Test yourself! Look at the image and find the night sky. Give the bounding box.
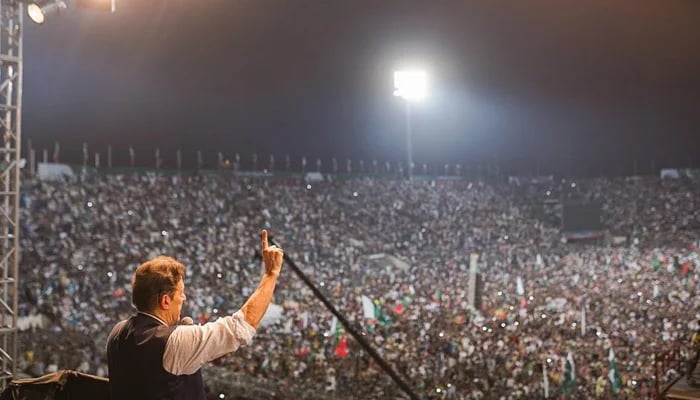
[22,0,700,175]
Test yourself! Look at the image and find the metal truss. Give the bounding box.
[0,0,21,388]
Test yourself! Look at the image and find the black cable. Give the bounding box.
[267,236,421,400]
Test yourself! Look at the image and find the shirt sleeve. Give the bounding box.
[162,310,256,375]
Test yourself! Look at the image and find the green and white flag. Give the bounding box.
[562,352,575,395]
[516,276,525,296]
[361,296,375,319]
[328,316,337,337]
[608,348,622,396]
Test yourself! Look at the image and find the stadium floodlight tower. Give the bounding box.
[393,69,427,181]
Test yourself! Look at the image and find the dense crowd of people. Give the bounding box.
[15,171,700,399]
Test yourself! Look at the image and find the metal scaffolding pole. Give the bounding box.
[0,0,22,388]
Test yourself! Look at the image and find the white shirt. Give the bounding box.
[139,310,256,376]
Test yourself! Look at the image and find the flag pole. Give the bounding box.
[267,235,421,400]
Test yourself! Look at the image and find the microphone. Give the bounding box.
[179,316,194,325]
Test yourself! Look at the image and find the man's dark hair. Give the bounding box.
[132,256,186,312]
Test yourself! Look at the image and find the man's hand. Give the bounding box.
[261,229,283,277]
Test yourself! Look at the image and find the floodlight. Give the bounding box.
[27,0,67,25]
[393,70,428,101]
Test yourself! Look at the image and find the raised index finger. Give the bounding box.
[261,229,269,251]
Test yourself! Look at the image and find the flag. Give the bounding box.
[608,348,622,396]
[375,300,392,328]
[581,299,586,336]
[333,321,348,358]
[334,334,348,358]
[328,316,337,337]
[361,296,377,332]
[333,319,343,343]
[516,276,524,295]
[361,296,375,320]
[543,362,549,398]
[561,352,575,395]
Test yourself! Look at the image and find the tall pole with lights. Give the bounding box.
[393,69,427,181]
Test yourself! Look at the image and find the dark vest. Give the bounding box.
[107,313,205,400]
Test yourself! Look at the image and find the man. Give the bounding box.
[107,230,283,400]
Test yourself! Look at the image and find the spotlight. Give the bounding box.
[27,0,67,24]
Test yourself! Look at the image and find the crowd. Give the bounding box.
[15,171,700,399]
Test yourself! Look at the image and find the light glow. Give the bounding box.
[27,4,45,24]
[393,70,428,101]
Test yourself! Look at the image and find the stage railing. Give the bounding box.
[655,343,691,399]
